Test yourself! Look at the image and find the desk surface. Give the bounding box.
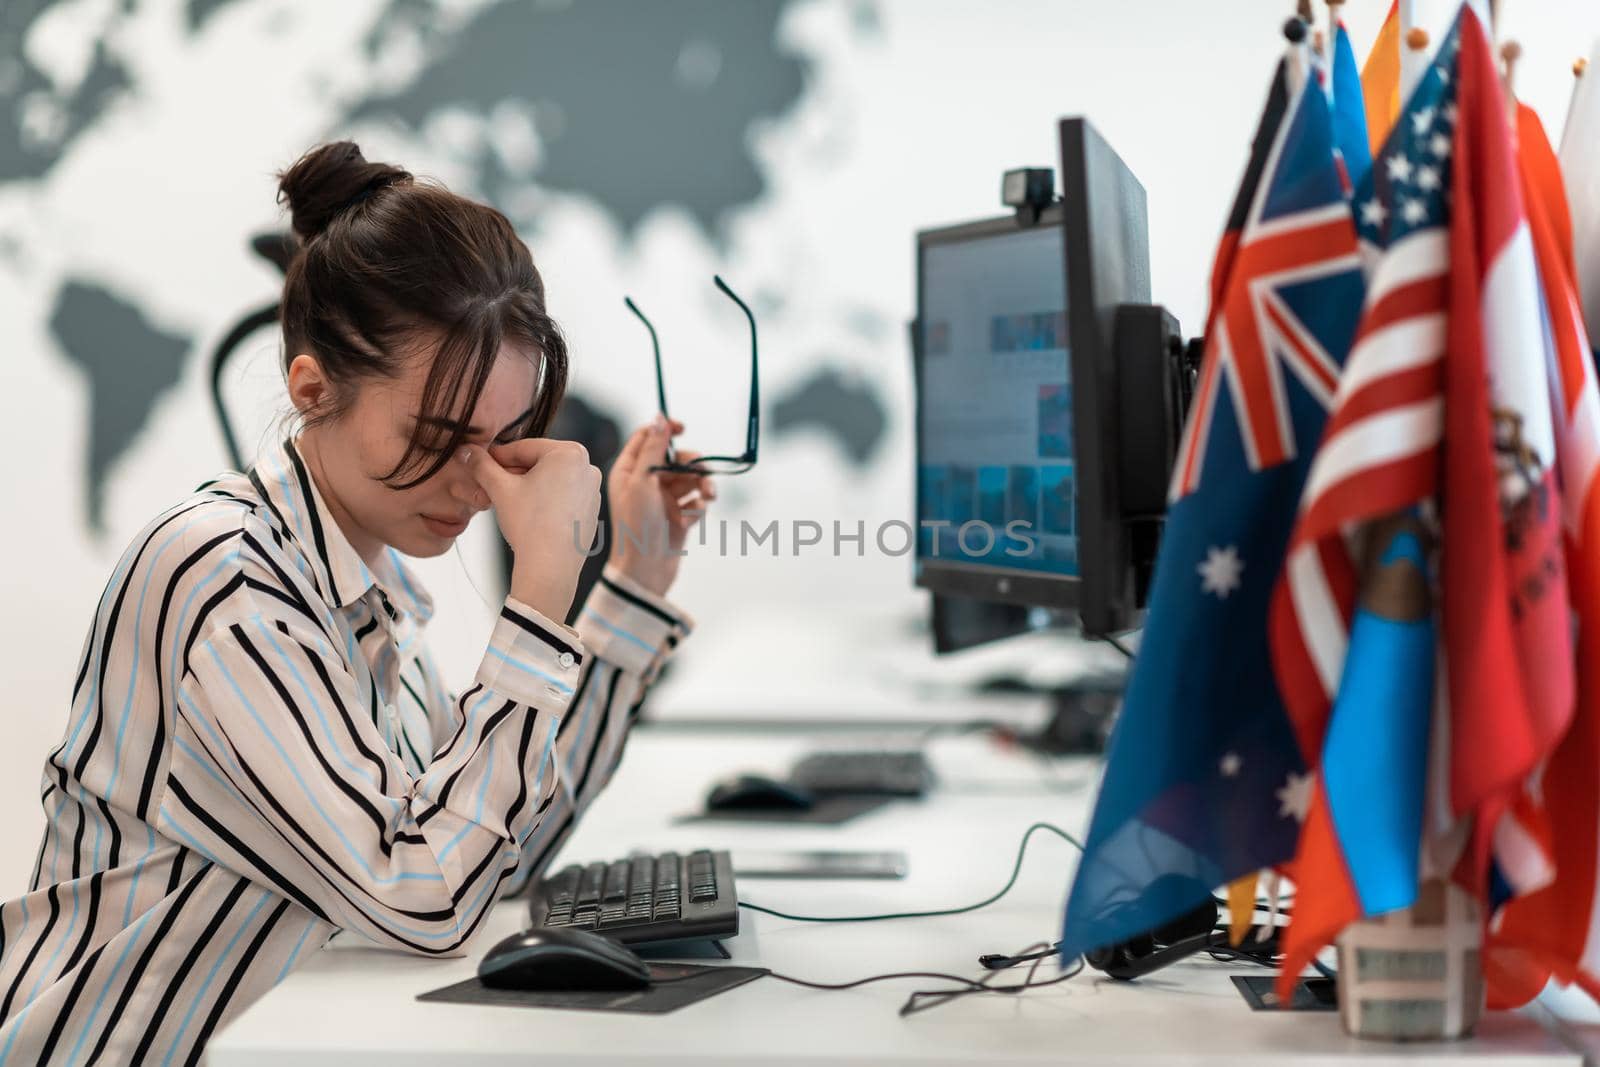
[210,730,1584,1066]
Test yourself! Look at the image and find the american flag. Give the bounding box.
[1273,7,1576,994]
[1268,29,1457,756]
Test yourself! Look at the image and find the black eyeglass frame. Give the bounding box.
[624,274,759,475]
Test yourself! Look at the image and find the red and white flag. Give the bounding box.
[1437,12,1573,905]
[1487,98,1600,1008]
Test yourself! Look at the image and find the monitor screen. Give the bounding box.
[915,210,1078,609]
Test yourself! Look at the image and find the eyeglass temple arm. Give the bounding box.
[624,296,672,418]
[713,274,759,459]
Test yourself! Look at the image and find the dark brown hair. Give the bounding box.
[274,140,568,490]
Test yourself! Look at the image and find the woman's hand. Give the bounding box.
[606,415,716,597]
[463,438,601,622]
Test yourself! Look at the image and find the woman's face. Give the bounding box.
[290,341,539,563]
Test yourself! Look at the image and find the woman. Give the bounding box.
[0,141,712,1065]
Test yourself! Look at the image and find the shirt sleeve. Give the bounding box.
[496,565,693,897]
[164,594,585,956]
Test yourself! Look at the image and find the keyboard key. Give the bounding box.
[578,863,605,905]
[603,861,629,902]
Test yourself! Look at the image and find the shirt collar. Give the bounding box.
[248,434,435,625]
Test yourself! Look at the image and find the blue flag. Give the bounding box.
[1332,23,1374,190]
[1059,50,1366,960]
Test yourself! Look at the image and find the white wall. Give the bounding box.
[2,0,1597,892]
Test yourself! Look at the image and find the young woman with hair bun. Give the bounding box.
[0,141,714,1064]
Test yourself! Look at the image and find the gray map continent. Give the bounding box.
[50,281,191,532]
[350,0,807,239]
[770,366,887,468]
[0,1,135,184]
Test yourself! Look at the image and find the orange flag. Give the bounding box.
[1362,1,1401,154]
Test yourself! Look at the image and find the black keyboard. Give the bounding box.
[789,750,933,797]
[527,848,739,947]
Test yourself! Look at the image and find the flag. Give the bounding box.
[1483,101,1600,1009]
[1331,21,1373,190]
[1436,7,1571,909]
[1561,42,1600,356]
[1362,0,1401,154]
[1059,44,1363,963]
[1272,8,1575,995]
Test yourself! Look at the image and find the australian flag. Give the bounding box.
[1060,46,1366,960]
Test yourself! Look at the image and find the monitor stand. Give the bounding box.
[1016,673,1124,756]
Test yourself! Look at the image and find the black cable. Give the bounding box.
[764,969,999,994]
[1204,945,1281,968]
[738,822,1085,924]
[900,953,1086,1017]
[1100,633,1136,659]
[758,942,1087,1019]
[979,941,1062,969]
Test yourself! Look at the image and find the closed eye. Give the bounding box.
[409,407,537,450]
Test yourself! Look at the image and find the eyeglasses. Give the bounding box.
[624,274,759,476]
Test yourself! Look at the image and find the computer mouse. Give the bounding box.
[705,774,816,811]
[477,926,651,991]
[977,674,1035,694]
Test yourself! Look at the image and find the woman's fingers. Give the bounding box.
[615,416,689,475]
[613,419,662,473]
[661,450,703,499]
[485,438,585,473]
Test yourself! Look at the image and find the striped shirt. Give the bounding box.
[0,433,691,1066]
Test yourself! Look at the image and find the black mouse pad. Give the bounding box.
[417,963,769,1014]
[675,794,896,825]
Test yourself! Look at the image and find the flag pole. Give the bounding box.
[1324,0,1345,89]
[1502,41,1522,120]
[1297,0,1320,67]
[1398,0,1425,99]
[1563,56,1588,148]
[1408,25,1433,87]
[1287,1,1313,95]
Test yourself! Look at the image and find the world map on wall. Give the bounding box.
[2,0,888,531]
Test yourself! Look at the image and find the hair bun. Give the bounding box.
[276,141,412,242]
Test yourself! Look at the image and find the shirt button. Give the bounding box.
[558,652,575,669]
[384,703,399,723]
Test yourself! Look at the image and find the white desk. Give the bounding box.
[210,731,1583,1066]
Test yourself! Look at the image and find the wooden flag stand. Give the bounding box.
[1335,879,1483,1039]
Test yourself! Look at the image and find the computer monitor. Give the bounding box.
[912,117,1169,638]
[1058,117,1165,637]
[914,204,1078,613]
